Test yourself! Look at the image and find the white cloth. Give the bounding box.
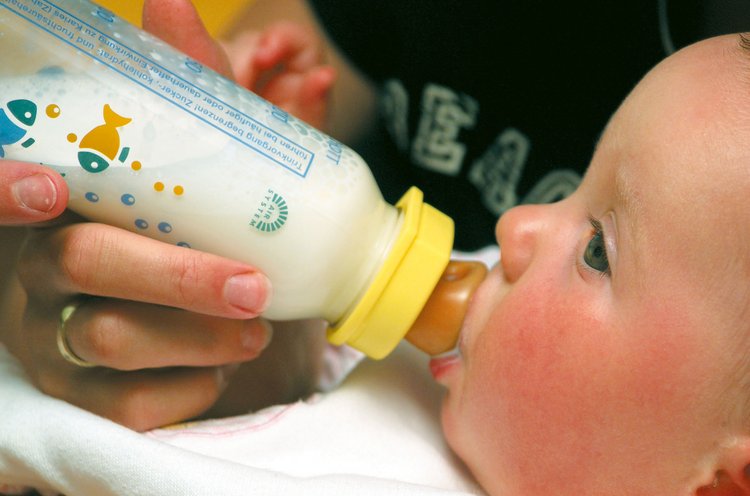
[0,246,498,496]
[0,343,483,495]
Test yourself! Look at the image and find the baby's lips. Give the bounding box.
[405,260,488,356]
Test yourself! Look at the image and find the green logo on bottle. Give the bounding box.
[250,189,288,232]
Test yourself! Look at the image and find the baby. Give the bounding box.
[432,33,750,495]
[135,22,750,494]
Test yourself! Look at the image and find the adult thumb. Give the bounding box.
[0,161,68,225]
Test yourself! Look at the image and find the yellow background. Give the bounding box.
[93,0,249,35]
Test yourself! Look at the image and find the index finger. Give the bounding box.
[20,222,272,318]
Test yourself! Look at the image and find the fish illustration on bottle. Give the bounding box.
[0,99,37,158]
[77,103,132,173]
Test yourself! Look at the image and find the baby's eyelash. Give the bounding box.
[588,216,603,235]
[586,215,611,278]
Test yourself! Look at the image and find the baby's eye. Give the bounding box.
[583,220,610,275]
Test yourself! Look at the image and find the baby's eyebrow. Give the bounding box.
[614,165,637,219]
[614,164,644,275]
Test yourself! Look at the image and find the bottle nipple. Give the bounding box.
[405,260,488,356]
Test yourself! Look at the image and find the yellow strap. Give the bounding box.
[95,0,250,36]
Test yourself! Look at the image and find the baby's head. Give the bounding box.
[435,34,750,495]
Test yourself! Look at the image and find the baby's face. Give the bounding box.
[435,35,750,495]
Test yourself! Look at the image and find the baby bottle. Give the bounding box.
[0,0,485,358]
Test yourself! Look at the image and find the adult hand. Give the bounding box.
[0,0,290,432]
[0,160,67,225]
[6,221,272,432]
[142,0,335,130]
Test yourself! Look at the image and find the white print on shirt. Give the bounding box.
[521,168,581,206]
[411,83,478,175]
[381,79,410,153]
[468,127,529,214]
[468,129,581,215]
[381,80,581,213]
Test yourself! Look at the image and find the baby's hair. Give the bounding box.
[733,33,750,125]
[732,32,750,427]
[740,33,750,53]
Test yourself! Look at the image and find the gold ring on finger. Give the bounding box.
[56,298,97,368]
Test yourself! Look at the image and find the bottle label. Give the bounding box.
[250,188,288,232]
[0,0,315,177]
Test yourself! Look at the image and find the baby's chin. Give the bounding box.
[439,391,461,451]
[439,399,498,495]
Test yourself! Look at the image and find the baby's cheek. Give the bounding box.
[458,284,619,488]
[612,299,719,427]
[472,280,599,397]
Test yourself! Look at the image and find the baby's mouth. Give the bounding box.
[461,260,501,329]
[427,260,501,383]
[405,260,488,356]
[429,348,462,382]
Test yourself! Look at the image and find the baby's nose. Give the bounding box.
[495,204,546,283]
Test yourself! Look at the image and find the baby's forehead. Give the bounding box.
[586,35,750,324]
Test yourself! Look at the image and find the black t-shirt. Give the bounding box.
[309,1,703,250]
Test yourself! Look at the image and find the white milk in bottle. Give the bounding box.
[0,0,456,358]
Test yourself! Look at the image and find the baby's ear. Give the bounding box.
[695,438,750,495]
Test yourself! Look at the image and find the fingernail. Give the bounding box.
[241,319,273,353]
[216,362,240,391]
[224,272,272,314]
[12,174,57,213]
